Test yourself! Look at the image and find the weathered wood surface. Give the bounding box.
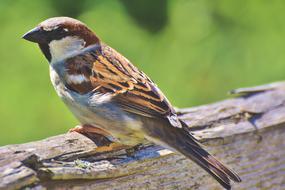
[0,82,285,190]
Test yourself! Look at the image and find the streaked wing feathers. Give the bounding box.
[64,44,181,127]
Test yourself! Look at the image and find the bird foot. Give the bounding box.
[68,125,134,153]
[69,124,111,136]
[68,124,117,146]
[69,125,128,153]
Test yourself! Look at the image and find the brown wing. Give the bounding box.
[64,44,181,128]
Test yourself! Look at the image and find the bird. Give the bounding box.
[22,17,241,189]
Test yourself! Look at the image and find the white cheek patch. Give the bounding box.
[49,36,85,63]
[66,74,89,85]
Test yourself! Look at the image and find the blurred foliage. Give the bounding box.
[120,0,169,33]
[50,0,87,18]
[0,0,285,145]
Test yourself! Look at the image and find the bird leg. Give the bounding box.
[69,124,127,152]
[69,125,113,139]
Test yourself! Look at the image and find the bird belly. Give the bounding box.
[49,66,145,146]
[67,99,145,146]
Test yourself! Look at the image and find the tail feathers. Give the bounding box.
[174,121,241,189]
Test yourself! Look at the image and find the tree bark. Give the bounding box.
[0,82,284,190]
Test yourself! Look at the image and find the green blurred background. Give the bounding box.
[0,0,284,145]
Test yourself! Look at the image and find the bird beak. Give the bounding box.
[22,27,45,43]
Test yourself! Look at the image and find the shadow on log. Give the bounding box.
[0,82,284,190]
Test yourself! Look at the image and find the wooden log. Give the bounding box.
[0,82,284,190]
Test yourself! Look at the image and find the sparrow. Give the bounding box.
[22,17,241,189]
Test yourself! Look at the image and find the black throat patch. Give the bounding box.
[38,43,51,62]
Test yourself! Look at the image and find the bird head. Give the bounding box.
[22,17,99,62]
